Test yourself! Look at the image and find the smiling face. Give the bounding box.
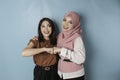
[62,16,73,31]
[40,20,52,40]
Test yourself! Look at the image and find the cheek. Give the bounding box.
[40,28,44,34]
[48,28,52,33]
[40,28,43,32]
[68,25,73,29]
[62,22,65,26]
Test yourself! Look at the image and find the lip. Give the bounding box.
[63,26,69,29]
[43,32,49,34]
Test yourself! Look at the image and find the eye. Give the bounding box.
[41,25,45,28]
[47,24,51,27]
[63,18,66,22]
[69,21,72,24]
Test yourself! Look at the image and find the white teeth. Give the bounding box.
[44,33,49,34]
[44,31,49,34]
[63,26,68,29]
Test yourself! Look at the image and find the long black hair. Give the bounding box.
[38,17,57,45]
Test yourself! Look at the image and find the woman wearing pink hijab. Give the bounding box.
[54,11,86,80]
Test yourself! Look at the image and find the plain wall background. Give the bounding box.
[0,0,120,80]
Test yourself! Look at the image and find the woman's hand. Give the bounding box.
[32,36,38,40]
[44,48,54,54]
[53,47,61,54]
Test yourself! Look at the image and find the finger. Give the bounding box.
[53,50,57,54]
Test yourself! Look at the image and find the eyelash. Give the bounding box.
[41,25,45,28]
[63,19,72,24]
[48,25,51,27]
[41,25,51,28]
[69,21,72,24]
[63,19,66,21]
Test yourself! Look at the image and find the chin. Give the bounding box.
[64,29,70,31]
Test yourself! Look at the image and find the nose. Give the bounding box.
[65,22,68,26]
[45,28,48,31]
[44,27,49,32]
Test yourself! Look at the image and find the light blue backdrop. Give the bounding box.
[0,0,120,80]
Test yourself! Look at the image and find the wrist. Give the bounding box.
[42,47,46,52]
[58,48,61,52]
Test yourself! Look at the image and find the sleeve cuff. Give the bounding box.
[59,48,68,57]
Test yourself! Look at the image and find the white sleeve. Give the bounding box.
[59,37,86,64]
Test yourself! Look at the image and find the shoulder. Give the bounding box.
[75,36,82,41]
[74,36,83,44]
[28,39,39,47]
[74,36,85,50]
[57,32,63,38]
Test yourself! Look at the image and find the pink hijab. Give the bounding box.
[57,11,82,50]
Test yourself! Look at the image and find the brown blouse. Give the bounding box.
[29,39,57,67]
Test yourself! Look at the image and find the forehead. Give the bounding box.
[42,20,50,25]
[64,16,72,21]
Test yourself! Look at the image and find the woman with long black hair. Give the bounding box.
[22,17,60,80]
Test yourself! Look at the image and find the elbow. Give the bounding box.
[21,50,28,57]
[76,57,86,64]
[77,53,86,64]
[22,52,26,57]
[21,47,31,57]
[81,57,86,64]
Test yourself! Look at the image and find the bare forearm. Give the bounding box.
[22,48,45,57]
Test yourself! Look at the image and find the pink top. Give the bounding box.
[58,37,85,79]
